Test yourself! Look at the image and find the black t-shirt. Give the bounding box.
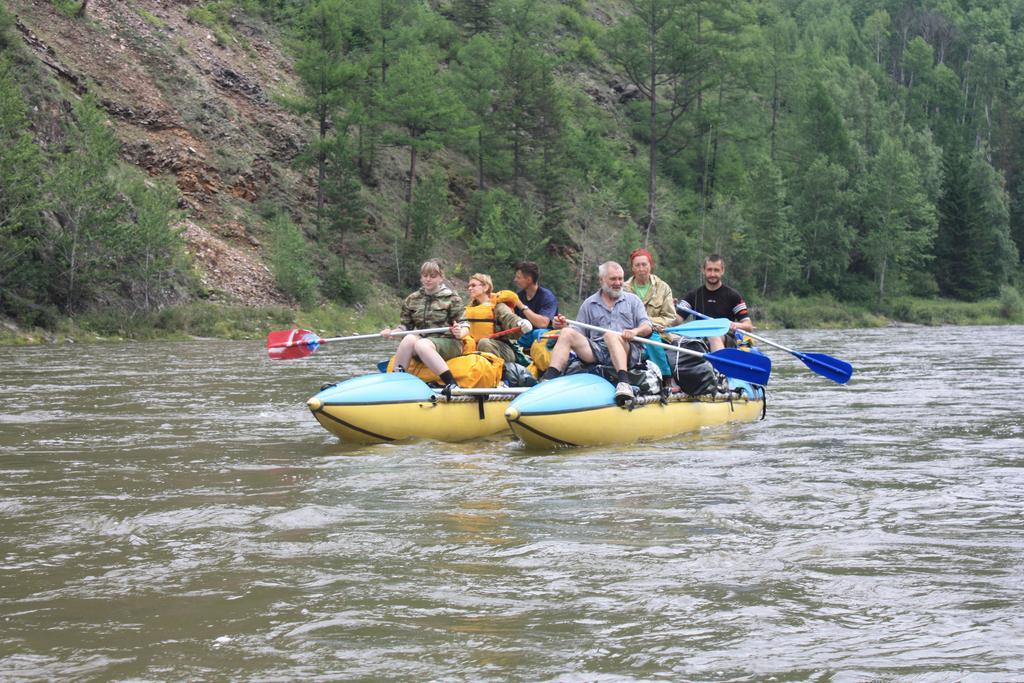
[680,285,750,322]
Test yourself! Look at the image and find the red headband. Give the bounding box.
[629,248,654,269]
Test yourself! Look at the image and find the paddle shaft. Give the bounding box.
[565,319,706,361]
[485,327,520,339]
[273,326,452,348]
[379,326,516,346]
[329,326,451,343]
[677,304,851,384]
[561,318,770,385]
[678,305,797,354]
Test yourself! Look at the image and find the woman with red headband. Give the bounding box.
[624,248,679,400]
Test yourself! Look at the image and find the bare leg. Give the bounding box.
[548,328,597,371]
[393,334,420,369]
[708,335,725,352]
[603,331,630,372]
[412,338,452,376]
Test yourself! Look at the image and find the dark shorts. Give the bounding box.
[420,336,462,360]
[588,338,645,368]
[476,338,518,365]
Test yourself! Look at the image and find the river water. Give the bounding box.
[1,325,1022,680]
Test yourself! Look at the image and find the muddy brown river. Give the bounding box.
[2,325,1022,679]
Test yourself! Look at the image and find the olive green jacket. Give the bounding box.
[492,302,525,338]
[399,284,466,334]
[624,274,676,329]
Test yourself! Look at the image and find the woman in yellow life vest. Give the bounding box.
[461,273,532,365]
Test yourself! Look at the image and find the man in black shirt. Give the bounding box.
[679,254,753,351]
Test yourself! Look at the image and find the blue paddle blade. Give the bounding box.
[706,348,772,385]
[795,352,853,384]
[664,318,732,338]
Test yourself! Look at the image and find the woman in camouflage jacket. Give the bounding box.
[381,260,467,393]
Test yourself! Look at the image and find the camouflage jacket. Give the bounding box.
[624,273,676,329]
[400,284,466,334]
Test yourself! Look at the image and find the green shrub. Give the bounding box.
[759,294,884,329]
[186,4,233,46]
[998,285,1024,320]
[50,0,82,17]
[186,5,217,26]
[0,6,16,50]
[321,258,369,304]
[71,301,293,340]
[1,292,59,330]
[880,295,1014,325]
[153,302,294,338]
[268,214,319,309]
[557,5,586,34]
[574,36,600,64]
[137,8,166,28]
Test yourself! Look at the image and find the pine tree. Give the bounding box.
[936,145,1018,300]
[452,0,493,35]
[740,160,799,296]
[935,146,978,298]
[0,55,45,299]
[603,0,703,244]
[528,69,569,239]
[469,188,549,275]
[44,95,126,314]
[379,47,465,240]
[790,156,853,292]
[269,213,319,309]
[966,147,1017,298]
[401,172,462,288]
[322,134,365,270]
[493,40,549,196]
[800,81,853,169]
[282,0,364,230]
[120,176,189,311]
[857,135,937,300]
[452,34,503,189]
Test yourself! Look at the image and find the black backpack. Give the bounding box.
[664,337,719,396]
[502,362,538,388]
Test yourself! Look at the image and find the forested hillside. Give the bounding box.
[2,0,1023,333]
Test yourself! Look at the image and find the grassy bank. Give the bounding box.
[0,297,401,345]
[758,288,1023,328]
[2,287,1022,346]
[753,287,1024,329]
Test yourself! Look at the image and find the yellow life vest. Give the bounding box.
[464,300,497,341]
[463,291,520,348]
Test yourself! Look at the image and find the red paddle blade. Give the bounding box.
[267,329,321,360]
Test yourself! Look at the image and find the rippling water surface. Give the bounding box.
[2,326,1023,680]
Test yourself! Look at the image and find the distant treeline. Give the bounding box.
[231,0,1024,305]
[2,0,1023,330]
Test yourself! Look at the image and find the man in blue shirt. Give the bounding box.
[512,261,559,350]
[541,261,652,406]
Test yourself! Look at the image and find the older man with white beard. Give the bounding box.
[541,261,653,406]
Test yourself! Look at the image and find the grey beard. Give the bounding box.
[602,285,622,299]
